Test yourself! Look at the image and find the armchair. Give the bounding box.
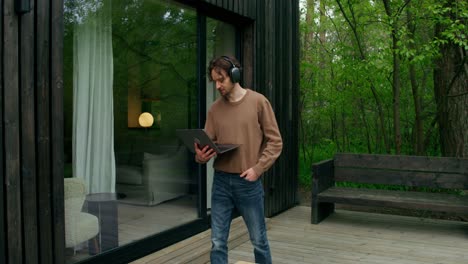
[64,178,99,249]
[116,146,192,206]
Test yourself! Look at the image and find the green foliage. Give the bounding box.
[299,139,337,188]
[298,0,467,189]
[429,0,468,49]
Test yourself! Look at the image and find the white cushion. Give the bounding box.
[65,212,99,248]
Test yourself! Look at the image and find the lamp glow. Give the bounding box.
[138,112,154,128]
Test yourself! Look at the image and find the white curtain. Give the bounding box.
[73,0,115,193]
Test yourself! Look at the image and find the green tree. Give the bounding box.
[432,0,468,157]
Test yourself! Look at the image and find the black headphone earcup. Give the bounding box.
[230,67,240,83]
[221,56,241,83]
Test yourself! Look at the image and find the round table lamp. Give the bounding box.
[138,112,154,128]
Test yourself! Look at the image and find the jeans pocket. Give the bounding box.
[236,179,262,198]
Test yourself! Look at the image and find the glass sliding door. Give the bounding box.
[205,19,237,209]
[63,0,198,262]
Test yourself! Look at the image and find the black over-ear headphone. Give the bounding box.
[221,56,241,83]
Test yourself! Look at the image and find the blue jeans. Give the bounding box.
[210,171,272,264]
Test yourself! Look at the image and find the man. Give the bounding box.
[194,55,282,264]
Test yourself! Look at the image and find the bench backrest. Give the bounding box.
[334,153,468,189]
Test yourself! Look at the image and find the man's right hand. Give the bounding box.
[194,143,216,163]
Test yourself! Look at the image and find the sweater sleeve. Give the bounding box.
[252,98,283,176]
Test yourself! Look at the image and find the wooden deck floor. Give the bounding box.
[134,206,468,264]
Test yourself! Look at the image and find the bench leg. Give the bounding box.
[312,201,334,224]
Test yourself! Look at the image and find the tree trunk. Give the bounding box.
[434,43,467,157]
[382,0,402,154]
[391,36,402,154]
[332,109,341,151]
[358,98,372,153]
[304,0,316,58]
[319,0,326,74]
[434,5,468,157]
[406,8,424,155]
[409,64,424,154]
[341,107,347,151]
[299,0,317,164]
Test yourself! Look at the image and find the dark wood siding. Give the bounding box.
[51,0,65,262]
[257,0,299,217]
[200,0,256,19]
[0,0,7,263]
[20,0,39,263]
[4,0,22,262]
[1,0,64,263]
[37,0,54,261]
[0,0,4,261]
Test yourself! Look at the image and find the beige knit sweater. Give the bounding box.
[205,89,283,176]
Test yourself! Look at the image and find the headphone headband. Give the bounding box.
[222,56,235,66]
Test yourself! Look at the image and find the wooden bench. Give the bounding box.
[311,153,468,224]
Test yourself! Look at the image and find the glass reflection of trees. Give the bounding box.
[64,0,198,145]
[115,1,197,140]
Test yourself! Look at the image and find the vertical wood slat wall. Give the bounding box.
[202,0,300,217]
[1,0,64,263]
[0,0,4,260]
[259,0,300,217]
[4,0,21,263]
[51,0,65,262]
[203,0,255,20]
[21,0,38,263]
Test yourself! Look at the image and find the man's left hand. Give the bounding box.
[240,168,260,181]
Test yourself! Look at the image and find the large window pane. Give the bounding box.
[205,19,237,209]
[64,0,198,262]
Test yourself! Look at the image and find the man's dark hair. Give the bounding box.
[208,55,242,82]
